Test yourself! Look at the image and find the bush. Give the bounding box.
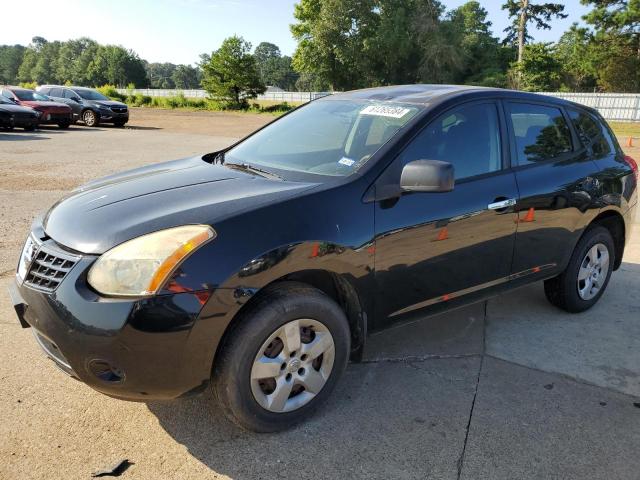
[19,81,38,90]
[96,84,126,101]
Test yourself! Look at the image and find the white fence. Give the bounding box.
[115,89,330,102]
[540,93,640,121]
[117,88,640,121]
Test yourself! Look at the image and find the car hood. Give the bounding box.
[43,156,317,254]
[0,104,37,115]
[22,100,70,111]
[91,100,127,108]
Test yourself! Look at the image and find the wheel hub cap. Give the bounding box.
[250,318,335,413]
[577,243,609,301]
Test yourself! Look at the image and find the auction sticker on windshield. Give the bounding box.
[360,104,411,118]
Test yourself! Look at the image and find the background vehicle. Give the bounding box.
[37,85,129,127]
[0,95,40,131]
[11,86,637,432]
[0,87,71,128]
[0,108,14,129]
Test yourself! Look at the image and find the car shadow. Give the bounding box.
[147,354,480,479]
[121,125,162,131]
[0,132,49,141]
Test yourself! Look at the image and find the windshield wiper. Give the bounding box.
[224,161,283,180]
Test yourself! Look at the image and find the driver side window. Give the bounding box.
[400,102,502,180]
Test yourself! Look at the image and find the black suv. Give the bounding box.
[37,85,129,127]
[10,85,637,432]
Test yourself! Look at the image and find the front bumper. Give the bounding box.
[98,110,129,123]
[38,112,72,124]
[9,236,231,400]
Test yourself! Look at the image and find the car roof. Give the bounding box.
[39,85,93,90]
[326,84,579,109]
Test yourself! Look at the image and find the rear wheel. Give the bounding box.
[544,226,614,312]
[213,282,350,432]
[82,110,99,127]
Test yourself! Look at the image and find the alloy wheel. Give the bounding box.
[250,318,335,413]
[577,243,609,300]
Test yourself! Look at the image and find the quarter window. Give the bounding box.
[399,102,502,180]
[509,103,572,165]
[568,109,613,158]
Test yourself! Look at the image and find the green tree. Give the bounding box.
[201,36,265,107]
[582,0,640,56]
[0,45,26,84]
[291,0,380,90]
[510,42,562,91]
[253,42,298,89]
[502,0,568,63]
[555,23,597,91]
[447,1,507,86]
[145,62,177,88]
[172,64,201,89]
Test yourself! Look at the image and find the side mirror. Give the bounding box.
[400,160,454,193]
[74,97,82,103]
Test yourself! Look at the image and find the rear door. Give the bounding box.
[373,100,519,326]
[505,101,601,276]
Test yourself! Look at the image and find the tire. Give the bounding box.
[213,281,350,432]
[113,120,126,128]
[82,110,99,127]
[58,121,70,129]
[23,124,36,131]
[544,225,615,313]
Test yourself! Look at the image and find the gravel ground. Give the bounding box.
[1,109,639,480]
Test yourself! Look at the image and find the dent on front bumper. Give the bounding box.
[10,236,230,401]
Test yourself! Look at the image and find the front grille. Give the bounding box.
[24,245,78,292]
[110,106,127,113]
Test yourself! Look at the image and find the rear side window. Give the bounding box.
[399,102,502,180]
[568,109,613,158]
[63,89,77,99]
[508,103,572,165]
[50,88,63,97]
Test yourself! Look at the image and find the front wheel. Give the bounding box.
[58,121,70,129]
[213,282,350,432]
[82,110,99,127]
[544,225,614,313]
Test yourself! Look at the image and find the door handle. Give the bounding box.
[488,198,516,210]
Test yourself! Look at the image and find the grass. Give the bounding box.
[609,122,640,139]
[96,85,297,116]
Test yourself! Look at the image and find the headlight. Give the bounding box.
[87,225,215,297]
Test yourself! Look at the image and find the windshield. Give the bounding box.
[14,90,49,101]
[225,99,421,177]
[75,89,109,101]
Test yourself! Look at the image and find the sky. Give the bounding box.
[0,0,592,66]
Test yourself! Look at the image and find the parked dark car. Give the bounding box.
[0,95,40,131]
[10,85,637,432]
[37,85,129,127]
[0,108,13,129]
[1,87,72,128]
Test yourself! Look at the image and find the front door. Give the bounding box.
[373,101,519,327]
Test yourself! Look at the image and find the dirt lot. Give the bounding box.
[1,109,639,480]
